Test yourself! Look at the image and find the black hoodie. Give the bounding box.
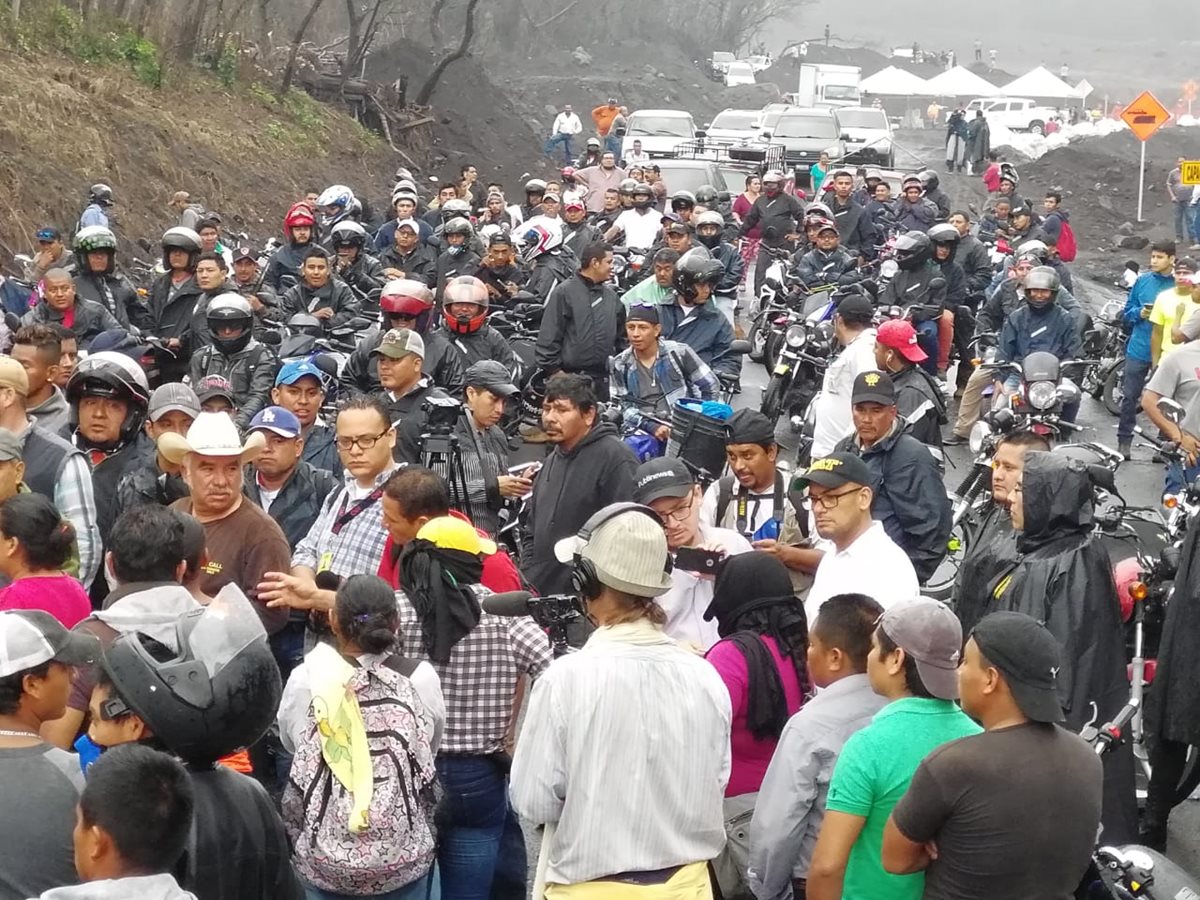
[521,421,637,595]
[991,451,1136,843]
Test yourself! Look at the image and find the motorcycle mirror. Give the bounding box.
[717,191,731,202]
[730,340,751,355]
[1086,463,1118,496]
[1157,397,1185,424]
[929,276,947,292]
[311,353,340,381]
[258,330,282,346]
[13,254,32,266]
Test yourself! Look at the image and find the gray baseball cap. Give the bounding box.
[878,598,963,700]
[0,610,100,678]
[149,383,201,421]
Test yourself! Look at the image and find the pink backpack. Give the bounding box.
[283,655,438,895]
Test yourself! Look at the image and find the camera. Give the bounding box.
[421,395,464,433]
[675,546,724,574]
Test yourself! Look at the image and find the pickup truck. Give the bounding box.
[963,96,1060,135]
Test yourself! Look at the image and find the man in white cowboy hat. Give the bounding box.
[160,411,290,632]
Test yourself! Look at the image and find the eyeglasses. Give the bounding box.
[659,493,695,524]
[335,430,389,451]
[802,486,864,510]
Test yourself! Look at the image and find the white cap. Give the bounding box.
[554,504,673,598]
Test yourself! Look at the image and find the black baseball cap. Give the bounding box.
[464,360,518,397]
[970,612,1065,724]
[792,451,874,491]
[633,457,695,504]
[852,370,896,406]
[725,409,776,446]
[1010,204,1033,218]
[836,293,874,321]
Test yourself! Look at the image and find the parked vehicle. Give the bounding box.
[760,107,846,187]
[795,63,862,108]
[621,109,697,159]
[964,96,1060,135]
[724,61,756,87]
[703,108,762,147]
[708,51,735,75]
[836,106,895,167]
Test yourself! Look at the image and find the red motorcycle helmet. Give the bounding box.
[380,278,434,317]
[283,201,316,241]
[442,276,490,334]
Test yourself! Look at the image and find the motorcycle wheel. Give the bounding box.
[1102,360,1125,417]
[763,329,783,372]
[748,318,767,362]
[761,374,788,423]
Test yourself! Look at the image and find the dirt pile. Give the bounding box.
[0,47,412,262]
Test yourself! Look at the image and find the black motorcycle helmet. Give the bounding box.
[330,220,369,249]
[917,169,940,192]
[207,293,255,355]
[101,589,283,766]
[671,190,697,213]
[694,210,726,249]
[286,312,324,339]
[927,222,960,261]
[439,198,472,224]
[89,183,114,207]
[66,351,150,449]
[631,182,654,209]
[672,247,724,303]
[161,226,202,272]
[73,225,118,275]
[893,231,933,271]
[1024,265,1061,309]
[619,178,638,198]
[695,184,719,207]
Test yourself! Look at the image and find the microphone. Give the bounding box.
[314,570,342,592]
[481,591,535,617]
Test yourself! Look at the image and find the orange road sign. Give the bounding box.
[1121,91,1172,141]
[1184,80,1199,102]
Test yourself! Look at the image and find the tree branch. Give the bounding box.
[415,0,481,106]
[278,0,327,98]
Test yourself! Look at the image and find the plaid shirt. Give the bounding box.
[396,584,552,755]
[291,465,397,579]
[609,338,719,431]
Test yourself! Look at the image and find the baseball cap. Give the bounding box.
[852,370,897,406]
[660,211,683,225]
[464,360,518,398]
[632,457,695,505]
[970,611,1065,723]
[417,516,496,556]
[275,359,327,388]
[371,328,425,360]
[0,428,20,462]
[876,319,928,363]
[792,451,874,491]
[1010,204,1032,217]
[36,226,61,242]
[395,218,419,233]
[148,383,200,421]
[835,293,874,321]
[195,375,236,405]
[247,405,301,439]
[553,503,673,597]
[664,221,691,236]
[878,597,963,700]
[725,409,776,446]
[0,609,100,678]
[627,304,660,325]
[1174,256,1198,273]
[0,358,29,397]
[233,246,255,262]
[542,192,561,203]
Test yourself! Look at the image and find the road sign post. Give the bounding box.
[1184,80,1198,117]
[1120,91,1173,222]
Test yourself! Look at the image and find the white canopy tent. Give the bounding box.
[1002,66,1084,100]
[861,66,931,97]
[924,66,1002,99]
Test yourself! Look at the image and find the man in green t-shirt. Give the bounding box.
[807,597,981,900]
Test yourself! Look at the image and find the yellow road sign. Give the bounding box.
[1183,161,1200,186]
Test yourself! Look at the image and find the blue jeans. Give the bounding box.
[1175,201,1191,241]
[304,869,438,899]
[1118,356,1152,443]
[435,756,525,900]
[604,134,622,159]
[543,133,573,165]
[914,319,939,375]
[1166,460,1200,496]
[1190,205,1200,243]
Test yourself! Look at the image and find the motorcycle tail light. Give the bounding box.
[1129,581,1149,601]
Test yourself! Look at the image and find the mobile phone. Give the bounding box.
[508,462,542,479]
[674,546,723,574]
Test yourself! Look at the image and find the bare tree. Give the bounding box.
[341,0,392,88]
[415,0,481,105]
[278,0,327,97]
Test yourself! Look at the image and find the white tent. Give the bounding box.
[924,66,1001,98]
[861,66,931,97]
[1002,66,1082,100]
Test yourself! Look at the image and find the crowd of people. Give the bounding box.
[0,102,1193,900]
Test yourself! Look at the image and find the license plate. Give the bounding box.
[774,364,790,376]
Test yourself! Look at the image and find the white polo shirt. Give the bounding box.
[660,524,753,649]
[805,520,919,624]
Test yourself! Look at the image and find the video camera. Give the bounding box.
[482,591,586,656]
[421,395,465,433]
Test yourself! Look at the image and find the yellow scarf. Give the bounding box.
[306,642,374,833]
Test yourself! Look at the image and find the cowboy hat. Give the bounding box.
[157,411,266,465]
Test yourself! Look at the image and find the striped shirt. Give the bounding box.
[512,620,731,885]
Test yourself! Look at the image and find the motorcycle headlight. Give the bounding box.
[785,323,807,349]
[969,420,991,454]
[1027,380,1057,410]
[880,259,899,279]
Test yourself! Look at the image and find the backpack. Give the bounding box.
[282,654,438,895]
[1056,218,1077,263]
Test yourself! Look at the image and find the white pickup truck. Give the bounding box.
[963,97,1060,135]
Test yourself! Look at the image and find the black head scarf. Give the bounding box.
[706,553,810,741]
[399,538,484,663]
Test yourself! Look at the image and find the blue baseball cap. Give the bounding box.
[275,359,326,388]
[246,406,301,438]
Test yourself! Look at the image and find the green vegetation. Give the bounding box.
[0,3,163,87]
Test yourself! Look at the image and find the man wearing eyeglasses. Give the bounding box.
[632,457,751,649]
[799,451,919,625]
[257,395,400,615]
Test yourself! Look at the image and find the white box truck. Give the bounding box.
[795,64,862,108]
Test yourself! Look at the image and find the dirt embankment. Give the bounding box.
[0,47,408,262]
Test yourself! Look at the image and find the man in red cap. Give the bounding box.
[873,320,946,451]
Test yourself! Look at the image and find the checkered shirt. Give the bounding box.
[291,466,395,579]
[396,583,552,755]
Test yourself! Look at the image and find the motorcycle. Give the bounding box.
[611,246,650,294]
[1081,298,1128,417]
[759,313,835,428]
